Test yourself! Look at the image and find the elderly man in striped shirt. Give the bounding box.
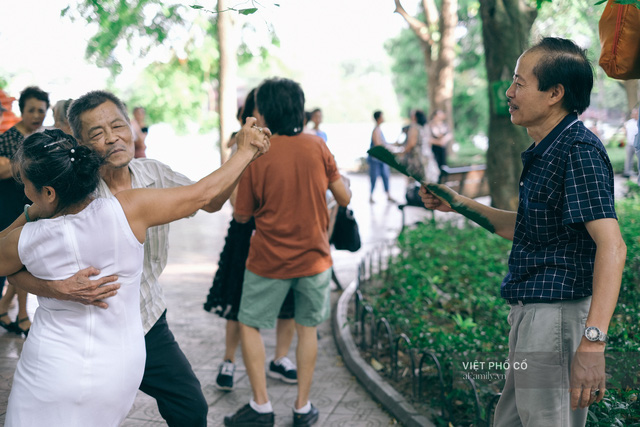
[6,90,260,426]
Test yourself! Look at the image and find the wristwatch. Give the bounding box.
[584,326,608,343]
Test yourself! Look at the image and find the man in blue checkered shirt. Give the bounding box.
[420,37,627,426]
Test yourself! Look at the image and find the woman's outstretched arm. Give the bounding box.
[119,118,270,243]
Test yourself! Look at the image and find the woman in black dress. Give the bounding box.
[0,86,49,336]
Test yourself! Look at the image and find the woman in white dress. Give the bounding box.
[0,124,268,426]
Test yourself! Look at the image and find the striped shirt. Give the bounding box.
[95,158,193,333]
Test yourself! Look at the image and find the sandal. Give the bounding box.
[0,312,13,332]
[12,317,30,337]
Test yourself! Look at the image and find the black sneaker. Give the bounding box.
[216,360,235,391]
[224,403,274,427]
[293,404,319,427]
[267,356,297,384]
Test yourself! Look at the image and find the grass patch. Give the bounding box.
[361,184,640,425]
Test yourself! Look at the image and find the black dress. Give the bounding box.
[0,127,30,295]
[204,218,294,321]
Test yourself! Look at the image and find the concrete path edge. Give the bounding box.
[332,279,435,427]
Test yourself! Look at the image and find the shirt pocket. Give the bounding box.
[524,200,557,243]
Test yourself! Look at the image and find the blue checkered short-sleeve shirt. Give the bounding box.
[501,113,617,302]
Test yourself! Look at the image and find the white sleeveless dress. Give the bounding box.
[5,198,146,427]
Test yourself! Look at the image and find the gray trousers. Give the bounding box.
[493,297,591,427]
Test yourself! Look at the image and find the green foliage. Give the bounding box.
[588,192,640,425]
[385,2,490,145]
[125,55,216,135]
[384,27,429,118]
[114,13,220,134]
[605,144,632,174]
[362,193,640,424]
[190,0,279,15]
[64,0,187,75]
[64,1,279,134]
[386,0,632,148]
[450,142,486,167]
[367,221,512,357]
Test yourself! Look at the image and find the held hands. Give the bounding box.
[57,267,121,309]
[237,117,271,160]
[569,340,606,410]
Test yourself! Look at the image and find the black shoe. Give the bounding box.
[267,356,297,384]
[224,404,274,427]
[0,312,12,332]
[216,360,235,391]
[293,404,319,427]
[12,317,30,337]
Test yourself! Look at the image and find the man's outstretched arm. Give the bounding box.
[9,267,121,309]
[419,184,517,239]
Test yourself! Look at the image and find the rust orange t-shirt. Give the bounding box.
[235,133,341,279]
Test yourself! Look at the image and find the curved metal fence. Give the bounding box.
[350,243,502,426]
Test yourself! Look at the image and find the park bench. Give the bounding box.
[398,164,490,232]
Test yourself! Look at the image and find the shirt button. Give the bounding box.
[520,182,524,186]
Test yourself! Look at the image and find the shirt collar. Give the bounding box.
[529,113,579,157]
[128,159,157,189]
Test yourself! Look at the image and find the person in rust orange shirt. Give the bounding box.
[225,78,351,427]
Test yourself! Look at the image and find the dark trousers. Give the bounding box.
[432,145,447,170]
[140,311,208,426]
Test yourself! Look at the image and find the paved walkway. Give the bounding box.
[0,173,426,426]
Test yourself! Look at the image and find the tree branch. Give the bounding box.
[394,0,432,45]
[422,0,439,28]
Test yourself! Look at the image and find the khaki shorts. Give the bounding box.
[238,268,332,329]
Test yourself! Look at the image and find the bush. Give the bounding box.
[363,192,640,425]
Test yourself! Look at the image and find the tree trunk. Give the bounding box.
[217,0,239,164]
[479,0,537,210]
[395,0,457,138]
[434,0,457,135]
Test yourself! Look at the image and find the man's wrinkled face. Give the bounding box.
[79,101,134,169]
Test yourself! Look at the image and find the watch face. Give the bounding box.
[585,327,600,341]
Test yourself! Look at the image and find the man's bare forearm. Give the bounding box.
[583,219,626,337]
[9,267,121,309]
[10,269,68,299]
